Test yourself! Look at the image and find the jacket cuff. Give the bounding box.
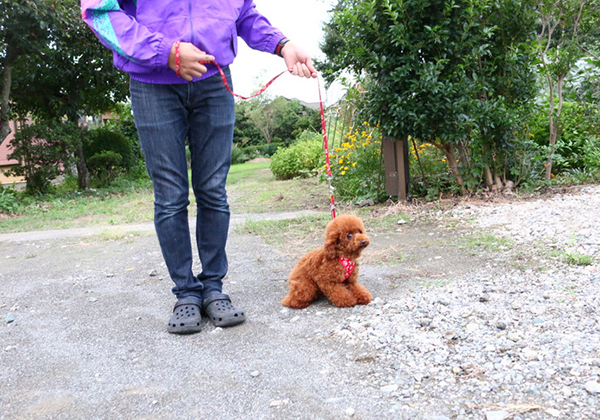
[155,36,173,69]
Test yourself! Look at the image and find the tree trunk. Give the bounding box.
[68,118,90,190]
[484,166,495,190]
[545,73,565,180]
[432,141,468,195]
[75,142,90,190]
[0,44,17,146]
[494,173,503,191]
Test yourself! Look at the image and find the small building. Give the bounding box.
[0,121,26,188]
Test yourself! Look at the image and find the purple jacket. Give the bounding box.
[81,0,286,84]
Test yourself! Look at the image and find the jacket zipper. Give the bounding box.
[188,0,194,44]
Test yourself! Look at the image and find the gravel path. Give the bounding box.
[1,185,598,420]
[321,185,600,419]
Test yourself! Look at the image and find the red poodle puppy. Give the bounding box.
[282,214,372,309]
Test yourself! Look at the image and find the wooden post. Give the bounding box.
[382,136,410,200]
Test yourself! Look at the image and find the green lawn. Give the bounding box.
[0,161,329,234]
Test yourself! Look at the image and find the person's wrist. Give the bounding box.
[275,38,290,57]
[173,41,182,77]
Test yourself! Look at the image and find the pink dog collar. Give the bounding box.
[338,257,355,280]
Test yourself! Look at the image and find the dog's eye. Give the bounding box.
[347,233,353,239]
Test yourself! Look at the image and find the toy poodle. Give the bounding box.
[282,214,372,309]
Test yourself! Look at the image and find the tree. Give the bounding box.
[234,100,264,146]
[6,120,84,194]
[4,0,129,189]
[243,96,320,146]
[320,0,537,194]
[535,0,600,179]
[0,0,58,144]
[10,1,128,123]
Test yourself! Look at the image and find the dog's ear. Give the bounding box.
[324,232,339,259]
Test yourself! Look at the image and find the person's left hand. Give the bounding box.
[281,41,318,78]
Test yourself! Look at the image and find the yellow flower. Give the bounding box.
[341,171,346,175]
[352,162,357,167]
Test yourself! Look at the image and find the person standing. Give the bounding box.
[81,0,317,334]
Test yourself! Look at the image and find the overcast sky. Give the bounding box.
[229,0,336,104]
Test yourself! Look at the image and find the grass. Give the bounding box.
[227,161,271,184]
[563,251,594,266]
[0,189,156,234]
[227,166,330,213]
[237,213,332,247]
[457,232,513,252]
[0,161,331,234]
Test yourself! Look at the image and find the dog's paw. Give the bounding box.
[282,295,311,309]
[355,291,372,305]
[331,296,358,308]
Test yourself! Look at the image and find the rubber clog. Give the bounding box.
[167,297,203,334]
[202,293,246,327]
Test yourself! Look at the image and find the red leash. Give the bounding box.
[317,77,336,219]
[209,60,290,100]
[208,60,337,219]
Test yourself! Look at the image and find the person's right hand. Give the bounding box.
[168,42,215,81]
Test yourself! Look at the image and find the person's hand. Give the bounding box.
[168,41,215,81]
[281,41,317,78]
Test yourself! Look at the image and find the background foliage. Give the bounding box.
[1,0,600,209]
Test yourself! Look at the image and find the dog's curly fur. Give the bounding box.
[282,214,372,309]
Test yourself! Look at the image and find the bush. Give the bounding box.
[328,123,385,202]
[259,142,283,157]
[528,101,600,174]
[0,185,21,214]
[270,133,323,180]
[408,140,455,200]
[232,143,283,163]
[231,144,251,165]
[104,103,143,165]
[87,151,123,186]
[84,127,135,170]
[7,121,82,195]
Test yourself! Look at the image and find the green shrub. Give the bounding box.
[270,134,323,180]
[528,101,600,174]
[259,142,282,157]
[408,140,455,200]
[87,151,123,186]
[84,127,134,170]
[0,185,21,214]
[104,103,143,165]
[231,144,251,165]
[7,121,82,195]
[328,123,385,202]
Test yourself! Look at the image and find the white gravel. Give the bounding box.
[454,184,600,260]
[2,185,598,420]
[326,185,600,419]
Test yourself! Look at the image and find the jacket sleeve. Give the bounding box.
[80,0,171,69]
[236,0,285,55]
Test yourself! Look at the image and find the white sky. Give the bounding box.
[229,0,337,104]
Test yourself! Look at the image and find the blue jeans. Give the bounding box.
[130,69,235,302]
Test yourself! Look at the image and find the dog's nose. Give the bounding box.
[361,240,368,247]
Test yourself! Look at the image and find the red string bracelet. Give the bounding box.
[174,41,181,78]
